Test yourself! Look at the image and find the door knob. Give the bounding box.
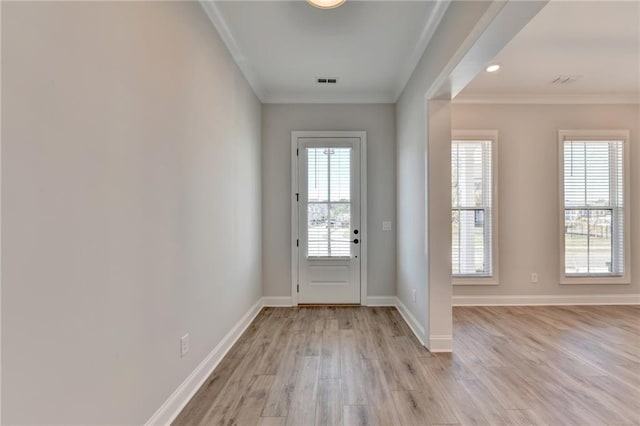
[354,229,359,234]
[352,239,359,244]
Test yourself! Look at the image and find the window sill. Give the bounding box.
[560,275,631,285]
[453,276,499,286]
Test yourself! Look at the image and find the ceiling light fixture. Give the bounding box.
[307,0,346,9]
[486,64,500,73]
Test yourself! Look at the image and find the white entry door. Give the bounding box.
[296,137,361,304]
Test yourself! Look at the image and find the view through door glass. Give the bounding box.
[307,147,352,258]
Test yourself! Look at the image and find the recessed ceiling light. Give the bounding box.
[486,64,500,73]
[307,0,346,9]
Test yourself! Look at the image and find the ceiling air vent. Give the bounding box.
[550,75,582,85]
[317,77,338,84]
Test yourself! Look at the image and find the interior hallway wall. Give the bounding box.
[396,0,546,348]
[2,2,262,424]
[395,0,496,345]
[452,103,640,298]
[262,104,396,299]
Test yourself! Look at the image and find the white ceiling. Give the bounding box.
[457,1,640,103]
[201,1,448,103]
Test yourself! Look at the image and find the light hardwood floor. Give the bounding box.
[173,305,640,425]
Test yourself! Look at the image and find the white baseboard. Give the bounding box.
[262,296,293,307]
[145,299,263,426]
[429,335,453,353]
[394,297,425,346]
[263,295,396,307]
[393,298,452,353]
[366,296,397,306]
[453,293,640,306]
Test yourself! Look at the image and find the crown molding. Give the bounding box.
[199,1,267,102]
[392,0,451,101]
[263,91,395,104]
[201,0,450,105]
[454,93,640,105]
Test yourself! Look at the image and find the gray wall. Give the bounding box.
[396,0,543,348]
[396,1,495,343]
[262,104,396,298]
[452,103,640,297]
[2,2,262,424]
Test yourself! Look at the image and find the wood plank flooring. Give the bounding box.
[173,305,640,425]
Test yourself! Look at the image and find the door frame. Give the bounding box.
[291,131,367,306]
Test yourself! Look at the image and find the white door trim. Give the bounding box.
[291,131,367,306]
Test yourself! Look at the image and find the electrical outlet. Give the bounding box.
[180,334,190,357]
[382,221,392,231]
[412,288,417,303]
[531,273,538,283]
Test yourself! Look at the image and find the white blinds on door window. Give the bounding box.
[452,140,492,276]
[563,140,624,275]
[307,147,352,258]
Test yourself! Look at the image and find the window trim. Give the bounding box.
[452,130,499,286]
[558,130,631,285]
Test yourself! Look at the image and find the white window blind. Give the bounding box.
[307,147,352,257]
[563,139,624,276]
[452,140,493,276]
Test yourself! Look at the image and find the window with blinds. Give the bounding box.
[452,140,493,276]
[563,139,624,276]
[307,147,352,257]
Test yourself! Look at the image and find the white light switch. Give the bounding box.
[382,221,392,231]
